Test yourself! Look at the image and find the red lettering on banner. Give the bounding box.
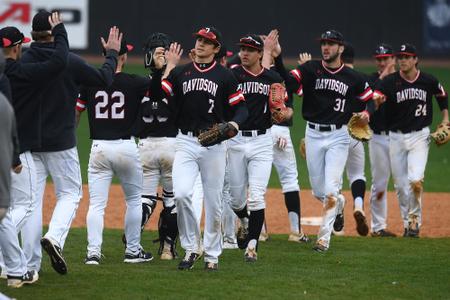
[0,3,31,23]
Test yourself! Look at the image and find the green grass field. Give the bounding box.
[75,65,450,192]
[3,228,450,299]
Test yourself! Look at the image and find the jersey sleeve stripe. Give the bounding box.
[76,100,86,112]
[357,87,373,102]
[296,85,303,96]
[228,91,245,106]
[436,84,447,98]
[161,80,174,96]
[373,90,385,99]
[289,69,302,82]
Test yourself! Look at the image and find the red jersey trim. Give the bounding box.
[400,70,420,84]
[296,85,303,96]
[76,99,86,112]
[290,69,301,83]
[241,65,265,77]
[162,80,174,96]
[321,60,344,74]
[193,61,217,73]
[357,87,373,102]
[228,91,245,106]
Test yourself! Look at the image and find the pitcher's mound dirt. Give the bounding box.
[41,184,450,237]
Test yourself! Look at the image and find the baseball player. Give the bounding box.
[228,34,287,262]
[261,30,310,243]
[155,26,248,271]
[19,11,121,275]
[0,12,68,280]
[374,43,448,237]
[0,50,37,288]
[136,32,179,260]
[77,38,153,264]
[367,43,397,237]
[287,30,374,252]
[337,44,369,236]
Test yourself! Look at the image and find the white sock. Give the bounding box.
[247,239,257,249]
[260,222,267,234]
[354,197,363,211]
[288,212,299,233]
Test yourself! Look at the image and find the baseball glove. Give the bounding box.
[299,138,306,160]
[269,83,289,124]
[347,113,373,142]
[198,122,238,147]
[430,122,450,146]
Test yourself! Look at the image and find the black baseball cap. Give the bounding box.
[237,34,264,51]
[103,39,133,56]
[193,26,222,46]
[319,30,345,45]
[32,10,52,32]
[373,43,394,58]
[396,43,417,57]
[0,27,31,48]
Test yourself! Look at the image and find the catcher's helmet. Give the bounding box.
[143,32,173,70]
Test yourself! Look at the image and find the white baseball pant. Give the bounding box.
[86,139,143,257]
[305,123,349,248]
[369,132,391,232]
[21,147,82,272]
[389,128,430,228]
[228,130,273,212]
[173,133,226,264]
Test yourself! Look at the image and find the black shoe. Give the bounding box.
[407,221,420,238]
[204,262,218,271]
[333,213,344,232]
[41,237,67,275]
[124,249,154,263]
[371,229,397,237]
[403,228,409,237]
[7,270,39,288]
[178,252,200,270]
[85,255,101,265]
[237,225,249,249]
[353,209,369,236]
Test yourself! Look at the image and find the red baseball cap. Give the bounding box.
[193,27,222,46]
[0,27,31,48]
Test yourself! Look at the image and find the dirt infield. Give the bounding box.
[41,184,450,237]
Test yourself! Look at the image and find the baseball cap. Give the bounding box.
[103,39,133,56]
[32,10,52,32]
[215,44,233,59]
[373,43,394,58]
[193,27,222,46]
[0,27,31,48]
[319,30,345,45]
[237,34,264,51]
[395,43,417,57]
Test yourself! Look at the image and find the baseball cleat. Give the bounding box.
[313,240,329,253]
[236,225,249,249]
[244,247,257,262]
[258,232,269,242]
[124,249,154,263]
[406,218,420,238]
[7,270,39,288]
[353,209,369,236]
[288,232,310,243]
[41,237,68,275]
[178,252,201,270]
[204,262,218,271]
[371,229,397,237]
[85,255,101,265]
[223,239,239,249]
[160,239,178,260]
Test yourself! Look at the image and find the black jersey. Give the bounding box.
[161,61,244,131]
[78,72,149,140]
[375,71,447,133]
[289,60,372,125]
[367,72,388,133]
[231,65,283,130]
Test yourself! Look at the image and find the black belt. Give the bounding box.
[391,129,422,134]
[241,129,266,137]
[180,129,207,137]
[373,130,388,135]
[308,123,342,132]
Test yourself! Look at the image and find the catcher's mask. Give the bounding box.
[143,32,173,71]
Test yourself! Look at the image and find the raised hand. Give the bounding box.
[48,11,63,29]
[298,52,312,65]
[101,26,122,53]
[165,42,183,67]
